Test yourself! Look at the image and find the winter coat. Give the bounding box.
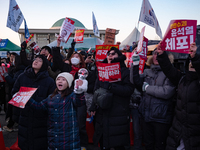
[90,55,134,149]
[11,66,56,150]
[28,92,86,150]
[157,52,200,150]
[132,63,176,124]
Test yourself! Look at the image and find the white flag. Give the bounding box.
[7,0,24,32]
[92,12,100,37]
[139,0,162,39]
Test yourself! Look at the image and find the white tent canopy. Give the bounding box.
[48,37,104,50]
[119,27,140,49]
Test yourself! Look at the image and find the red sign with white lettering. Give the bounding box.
[96,62,121,82]
[0,66,7,82]
[160,20,197,54]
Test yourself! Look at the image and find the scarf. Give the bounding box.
[70,65,80,77]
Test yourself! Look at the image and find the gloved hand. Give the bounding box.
[132,52,140,66]
[142,82,149,92]
[3,72,9,78]
[74,79,88,94]
[21,41,27,51]
[71,39,76,49]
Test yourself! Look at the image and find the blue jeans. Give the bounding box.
[131,108,143,150]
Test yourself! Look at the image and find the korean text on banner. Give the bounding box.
[139,0,162,39]
[139,36,148,60]
[104,28,116,45]
[74,29,85,43]
[0,66,8,82]
[8,87,37,108]
[60,17,75,43]
[92,12,100,37]
[29,42,41,54]
[160,20,197,54]
[96,62,121,83]
[95,45,119,62]
[139,58,146,74]
[7,0,24,32]
[137,26,146,53]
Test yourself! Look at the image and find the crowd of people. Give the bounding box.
[0,35,200,150]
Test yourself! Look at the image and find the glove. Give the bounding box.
[74,79,88,94]
[132,52,140,66]
[21,41,27,51]
[3,73,9,78]
[142,82,149,92]
[71,39,76,49]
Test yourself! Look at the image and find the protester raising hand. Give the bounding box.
[57,35,61,47]
[157,42,164,55]
[189,42,197,58]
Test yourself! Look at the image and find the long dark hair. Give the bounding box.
[50,86,73,98]
[69,52,86,68]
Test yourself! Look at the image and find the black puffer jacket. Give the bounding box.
[11,66,56,150]
[132,63,176,124]
[90,55,134,149]
[157,52,200,150]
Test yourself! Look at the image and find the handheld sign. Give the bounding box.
[95,45,119,62]
[29,42,41,54]
[104,28,116,45]
[96,62,121,83]
[0,66,7,82]
[8,87,37,108]
[74,29,85,43]
[160,20,197,54]
[60,17,75,43]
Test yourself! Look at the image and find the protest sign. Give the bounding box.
[60,17,75,43]
[0,66,8,82]
[139,58,145,74]
[137,26,146,53]
[8,87,37,108]
[29,42,41,54]
[74,29,85,43]
[104,28,116,45]
[139,36,148,60]
[160,20,197,54]
[96,62,121,82]
[95,45,119,62]
[123,52,132,68]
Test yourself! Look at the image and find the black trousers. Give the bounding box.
[143,121,170,150]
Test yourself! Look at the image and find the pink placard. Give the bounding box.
[160,20,197,54]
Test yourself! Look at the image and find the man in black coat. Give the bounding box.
[12,55,56,150]
[90,47,134,150]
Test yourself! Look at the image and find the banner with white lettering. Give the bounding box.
[74,29,85,43]
[8,87,37,108]
[96,62,121,82]
[0,66,8,82]
[160,20,197,54]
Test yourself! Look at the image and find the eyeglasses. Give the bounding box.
[33,58,43,63]
[107,52,116,56]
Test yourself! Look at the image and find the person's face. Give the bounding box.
[10,54,15,63]
[61,30,67,37]
[107,50,118,64]
[40,49,49,56]
[32,57,43,71]
[56,76,68,91]
[153,50,159,65]
[7,53,10,58]
[126,45,130,50]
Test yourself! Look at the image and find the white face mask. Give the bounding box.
[71,57,80,65]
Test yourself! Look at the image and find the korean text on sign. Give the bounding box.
[96,62,121,82]
[161,20,197,54]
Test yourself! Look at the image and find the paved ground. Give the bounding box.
[0,107,142,150]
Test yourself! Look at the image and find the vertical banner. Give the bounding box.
[92,12,100,37]
[139,36,148,60]
[160,20,197,54]
[104,28,116,45]
[8,87,37,108]
[74,29,85,43]
[139,58,145,74]
[0,66,8,82]
[137,26,146,53]
[60,17,75,43]
[96,62,121,82]
[95,45,119,62]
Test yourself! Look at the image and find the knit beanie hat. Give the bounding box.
[34,55,49,72]
[56,72,74,88]
[107,47,122,56]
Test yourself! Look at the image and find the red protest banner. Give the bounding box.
[160,20,197,54]
[29,42,41,54]
[96,62,121,82]
[74,29,85,43]
[60,17,75,43]
[137,26,146,53]
[8,87,37,108]
[123,52,132,68]
[139,36,148,60]
[139,58,145,74]
[0,66,7,82]
[95,45,119,62]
